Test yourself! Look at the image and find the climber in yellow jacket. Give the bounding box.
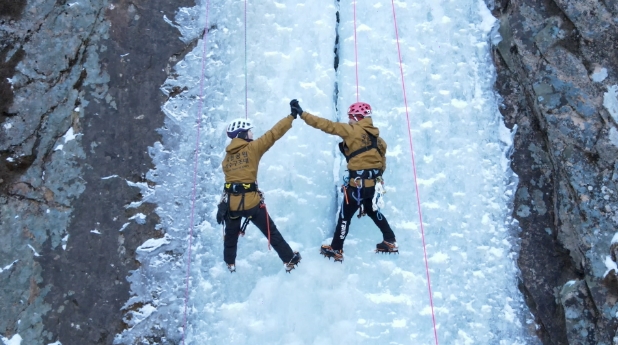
[290,99,398,262]
[218,114,301,273]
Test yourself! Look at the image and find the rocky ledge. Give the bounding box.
[1,0,191,344]
[491,0,618,344]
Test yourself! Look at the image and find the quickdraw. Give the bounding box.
[372,176,386,220]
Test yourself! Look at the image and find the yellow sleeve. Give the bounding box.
[253,116,294,157]
[300,112,354,139]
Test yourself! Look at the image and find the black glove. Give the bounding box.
[290,99,303,119]
[216,201,228,225]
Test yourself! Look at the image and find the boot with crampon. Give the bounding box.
[375,240,398,254]
[320,245,344,262]
[284,252,302,273]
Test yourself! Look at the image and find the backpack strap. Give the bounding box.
[339,131,383,162]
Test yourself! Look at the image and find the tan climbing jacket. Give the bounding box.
[300,112,387,173]
[222,116,294,211]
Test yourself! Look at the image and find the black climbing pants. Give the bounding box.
[224,204,294,265]
[331,185,396,251]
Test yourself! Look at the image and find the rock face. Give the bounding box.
[1,0,191,344]
[490,0,618,344]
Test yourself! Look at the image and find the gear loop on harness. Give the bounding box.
[221,182,271,249]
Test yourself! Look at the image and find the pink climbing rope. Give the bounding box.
[390,1,439,344]
[353,0,359,102]
[182,1,211,344]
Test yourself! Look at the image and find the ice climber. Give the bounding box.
[289,99,398,262]
[217,114,301,273]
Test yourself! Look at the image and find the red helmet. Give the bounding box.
[347,102,372,120]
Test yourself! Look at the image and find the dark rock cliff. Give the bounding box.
[490,0,618,344]
[1,0,191,344]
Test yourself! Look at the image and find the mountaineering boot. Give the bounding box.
[375,240,399,254]
[227,263,236,273]
[284,252,302,273]
[320,245,344,262]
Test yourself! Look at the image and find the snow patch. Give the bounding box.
[503,304,516,323]
[604,255,617,278]
[429,251,449,263]
[124,304,157,328]
[90,230,101,234]
[451,99,468,109]
[366,293,412,305]
[137,234,171,253]
[477,0,497,33]
[603,85,618,123]
[54,127,78,151]
[3,122,12,130]
[1,334,22,345]
[591,67,608,82]
[64,128,77,143]
[611,232,618,244]
[0,260,18,274]
[129,213,147,225]
[609,128,618,147]
[357,24,372,32]
[27,244,41,257]
[62,234,69,250]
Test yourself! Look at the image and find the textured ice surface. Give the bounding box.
[115,0,538,344]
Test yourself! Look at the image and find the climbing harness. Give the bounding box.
[220,182,271,249]
[223,182,258,212]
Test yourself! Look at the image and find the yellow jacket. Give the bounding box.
[222,116,294,211]
[300,112,387,173]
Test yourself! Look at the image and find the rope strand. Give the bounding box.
[182,1,211,344]
[390,1,439,344]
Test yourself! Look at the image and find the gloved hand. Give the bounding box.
[216,200,228,224]
[290,99,303,119]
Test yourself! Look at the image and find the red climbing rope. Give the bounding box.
[390,1,439,344]
[263,204,272,250]
[183,1,211,344]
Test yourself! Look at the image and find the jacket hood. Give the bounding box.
[357,117,379,136]
[226,138,251,154]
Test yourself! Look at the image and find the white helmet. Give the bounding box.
[226,118,253,138]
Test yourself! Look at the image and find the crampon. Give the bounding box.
[320,245,344,262]
[284,252,301,273]
[375,241,399,254]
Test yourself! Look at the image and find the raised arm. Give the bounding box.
[290,99,354,139]
[300,111,355,139]
[252,115,294,157]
